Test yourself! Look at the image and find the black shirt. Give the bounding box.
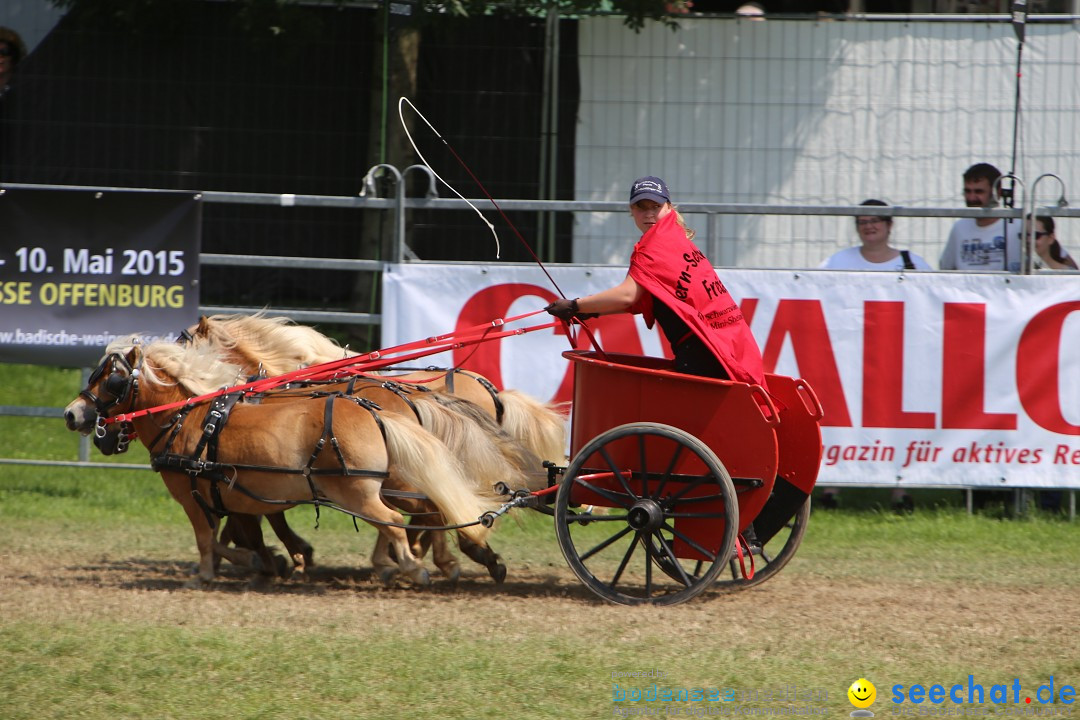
[651,295,729,380]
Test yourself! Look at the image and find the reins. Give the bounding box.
[104,309,558,426]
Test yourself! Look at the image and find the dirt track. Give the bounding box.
[6,545,1079,661]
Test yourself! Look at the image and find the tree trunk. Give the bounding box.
[349,7,419,349]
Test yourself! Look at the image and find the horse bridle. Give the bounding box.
[80,350,143,452]
[81,351,140,414]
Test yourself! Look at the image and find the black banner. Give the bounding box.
[0,189,201,366]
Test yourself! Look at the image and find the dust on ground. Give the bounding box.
[5,543,1078,657]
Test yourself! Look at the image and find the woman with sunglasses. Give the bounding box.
[1030,216,1078,271]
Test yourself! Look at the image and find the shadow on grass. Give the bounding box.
[59,556,602,602]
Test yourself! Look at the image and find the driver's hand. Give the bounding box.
[545,298,579,320]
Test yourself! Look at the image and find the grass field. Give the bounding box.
[2,362,1079,720]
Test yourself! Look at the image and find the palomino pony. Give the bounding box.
[185,313,567,576]
[64,339,501,587]
[187,313,568,464]
[181,317,544,582]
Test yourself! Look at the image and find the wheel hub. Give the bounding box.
[627,498,665,533]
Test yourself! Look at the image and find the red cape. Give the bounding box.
[628,211,767,387]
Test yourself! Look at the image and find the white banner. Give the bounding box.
[383,264,1080,489]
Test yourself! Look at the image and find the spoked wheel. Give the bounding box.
[712,496,810,590]
[555,422,738,606]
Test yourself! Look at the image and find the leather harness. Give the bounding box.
[151,391,392,528]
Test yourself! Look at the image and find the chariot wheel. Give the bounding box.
[645,495,809,591]
[554,422,738,606]
[713,496,810,590]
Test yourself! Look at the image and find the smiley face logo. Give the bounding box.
[848,678,877,709]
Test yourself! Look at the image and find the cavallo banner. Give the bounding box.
[0,189,201,366]
[383,264,1080,489]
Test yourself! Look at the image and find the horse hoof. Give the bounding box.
[410,567,431,587]
[273,554,292,579]
[441,564,461,585]
[377,567,398,586]
[183,576,212,590]
[488,561,507,585]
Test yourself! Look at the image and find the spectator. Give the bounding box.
[820,199,932,271]
[940,163,1022,272]
[1029,216,1078,271]
[0,26,26,99]
[818,199,926,512]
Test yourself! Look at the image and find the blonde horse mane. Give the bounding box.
[106,337,244,397]
[192,312,567,463]
[196,313,355,376]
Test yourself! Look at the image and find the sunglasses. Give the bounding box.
[1035,231,1051,239]
[0,46,12,59]
[855,218,887,226]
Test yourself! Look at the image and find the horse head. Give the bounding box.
[64,346,143,455]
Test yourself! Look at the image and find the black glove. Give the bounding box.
[546,298,579,320]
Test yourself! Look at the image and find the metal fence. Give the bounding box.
[4,181,1080,514]
[5,4,1080,511]
[572,16,1080,268]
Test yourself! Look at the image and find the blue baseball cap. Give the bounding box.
[629,176,670,205]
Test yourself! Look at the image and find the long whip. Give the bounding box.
[398,97,568,300]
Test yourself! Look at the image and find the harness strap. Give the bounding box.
[326,393,353,470]
[148,390,409,531]
[191,392,242,464]
[173,393,244,527]
[152,453,391,480]
[734,533,757,580]
[377,381,422,422]
[299,394,338,525]
[460,370,505,424]
[381,488,430,501]
[207,393,243,464]
[190,474,222,529]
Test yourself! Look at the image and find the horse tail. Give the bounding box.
[498,389,568,465]
[414,395,542,491]
[379,412,497,546]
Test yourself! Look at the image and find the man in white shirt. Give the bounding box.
[940,163,1021,272]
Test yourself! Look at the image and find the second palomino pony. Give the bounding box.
[185,313,567,576]
[64,339,502,587]
[186,313,567,463]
